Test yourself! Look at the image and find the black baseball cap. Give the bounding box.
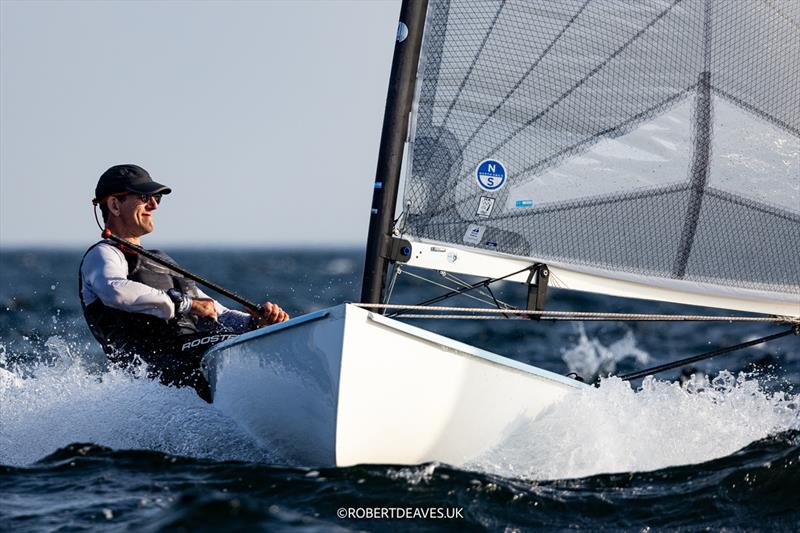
[94,164,172,200]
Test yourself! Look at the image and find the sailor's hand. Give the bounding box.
[190,298,218,322]
[250,302,289,327]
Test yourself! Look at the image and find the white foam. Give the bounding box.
[561,323,650,380]
[0,340,275,466]
[3,335,797,481]
[470,373,799,480]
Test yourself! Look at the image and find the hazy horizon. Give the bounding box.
[1,0,400,248]
[0,242,366,251]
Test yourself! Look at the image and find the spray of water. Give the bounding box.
[470,330,799,480]
[2,332,797,481]
[0,338,275,467]
[561,323,650,380]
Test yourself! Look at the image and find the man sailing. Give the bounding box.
[79,164,288,401]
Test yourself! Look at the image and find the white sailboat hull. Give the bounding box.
[202,303,586,467]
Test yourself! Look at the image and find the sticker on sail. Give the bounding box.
[475,159,506,191]
[475,196,495,218]
[462,224,485,245]
[485,240,498,249]
[515,199,534,208]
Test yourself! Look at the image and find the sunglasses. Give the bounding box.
[113,192,163,205]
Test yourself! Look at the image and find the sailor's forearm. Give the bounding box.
[218,309,252,333]
[101,279,175,319]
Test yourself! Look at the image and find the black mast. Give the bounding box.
[360,0,428,304]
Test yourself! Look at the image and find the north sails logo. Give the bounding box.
[181,334,237,351]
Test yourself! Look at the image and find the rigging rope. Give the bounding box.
[374,268,797,381]
[384,264,401,305]
[617,326,799,381]
[376,264,797,383]
[385,264,540,318]
[354,303,796,323]
[397,268,515,310]
[439,271,515,309]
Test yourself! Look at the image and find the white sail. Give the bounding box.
[203,1,798,473]
[398,0,799,315]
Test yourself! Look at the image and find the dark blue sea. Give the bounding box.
[2,248,799,532]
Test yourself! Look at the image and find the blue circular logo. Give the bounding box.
[475,159,506,191]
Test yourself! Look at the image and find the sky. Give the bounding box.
[0,0,400,247]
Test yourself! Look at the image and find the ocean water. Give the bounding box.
[1,248,798,531]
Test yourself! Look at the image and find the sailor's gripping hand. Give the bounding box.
[190,298,219,322]
[250,302,289,328]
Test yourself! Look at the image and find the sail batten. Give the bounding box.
[401,0,799,311]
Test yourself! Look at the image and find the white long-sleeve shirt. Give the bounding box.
[80,243,252,332]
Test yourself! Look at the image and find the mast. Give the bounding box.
[360,0,428,304]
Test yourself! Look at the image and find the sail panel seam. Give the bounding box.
[711,87,800,137]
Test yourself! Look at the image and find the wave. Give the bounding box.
[5,431,798,531]
[0,339,274,467]
[561,322,650,379]
[469,372,799,480]
[2,335,798,482]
